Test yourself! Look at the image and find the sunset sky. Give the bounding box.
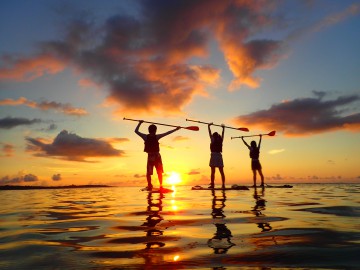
[1,0,359,187]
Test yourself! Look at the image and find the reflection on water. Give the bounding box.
[0,184,359,269]
[142,192,164,249]
[208,189,235,254]
[252,187,272,232]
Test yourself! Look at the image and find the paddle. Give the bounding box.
[123,117,199,131]
[186,118,249,132]
[231,130,276,139]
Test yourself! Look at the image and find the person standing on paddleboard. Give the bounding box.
[241,135,265,187]
[135,120,180,191]
[208,123,226,189]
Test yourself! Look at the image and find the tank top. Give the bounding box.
[210,137,223,153]
[144,135,159,153]
[250,147,259,159]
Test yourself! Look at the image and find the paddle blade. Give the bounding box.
[268,130,276,136]
[237,127,249,132]
[185,126,199,131]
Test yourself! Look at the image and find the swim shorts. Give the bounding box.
[209,152,224,167]
[251,159,262,170]
[147,152,163,175]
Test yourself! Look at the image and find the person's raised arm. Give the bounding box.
[135,120,146,140]
[156,126,181,139]
[241,137,250,148]
[208,123,213,139]
[258,135,262,149]
[221,124,225,142]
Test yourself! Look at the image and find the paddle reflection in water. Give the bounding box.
[207,189,235,254]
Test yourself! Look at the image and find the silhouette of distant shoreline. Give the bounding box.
[0,184,112,190]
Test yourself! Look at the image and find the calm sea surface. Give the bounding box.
[0,184,359,270]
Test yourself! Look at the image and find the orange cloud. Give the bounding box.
[1,143,14,157]
[0,54,65,81]
[0,97,88,116]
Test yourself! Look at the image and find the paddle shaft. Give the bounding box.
[123,117,198,130]
[186,118,248,131]
[231,132,274,139]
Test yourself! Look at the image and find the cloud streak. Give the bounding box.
[26,130,125,162]
[234,92,360,136]
[0,97,88,116]
[0,117,42,129]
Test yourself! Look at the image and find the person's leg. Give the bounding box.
[146,174,153,189]
[258,169,264,186]
[209,167,215,188]
[157,170,163,188]
[146,158,153,189]
[219,167,225,188]
[155,154,164,188]
[252,169,257,187]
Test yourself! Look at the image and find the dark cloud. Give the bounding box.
[40,123,58,132]
[52,174,62,181]
[0,173,39,185]
[234,93,360,136]
[0,117,42,129]
[26,130,125,162]
[23,174,38,182]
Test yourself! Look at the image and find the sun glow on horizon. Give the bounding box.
[165,171,182,186]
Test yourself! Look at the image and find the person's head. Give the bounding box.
[148,124,157,134]
[213,132,221,140]
[250,140,257,148]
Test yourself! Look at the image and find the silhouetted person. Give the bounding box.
[135,120,180,190]
[241,135,264,187]
[208,123,225,188]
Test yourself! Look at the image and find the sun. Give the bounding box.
[166,171,182,185]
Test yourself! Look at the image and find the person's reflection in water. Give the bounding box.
[252,186,272,232]
[207,189,235,254]
[142,191,165,249]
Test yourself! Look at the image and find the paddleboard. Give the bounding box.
[191,185,249,191]
[140,187,174,193]
[262,184,293,188]
[191,184,293,190]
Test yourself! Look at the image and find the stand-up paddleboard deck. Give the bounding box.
[140,187,174,193]
[191,184,293,190]
[192,185,249,190]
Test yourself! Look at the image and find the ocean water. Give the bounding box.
[0,184,359,270]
